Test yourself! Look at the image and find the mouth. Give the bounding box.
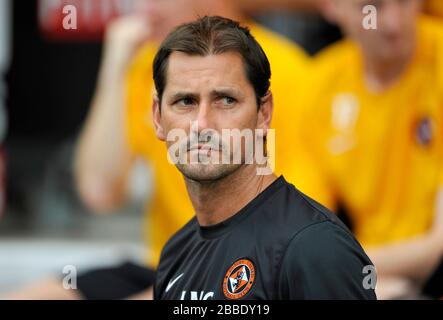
[188,144,220,152]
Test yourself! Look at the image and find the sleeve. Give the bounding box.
[277,222,377,300]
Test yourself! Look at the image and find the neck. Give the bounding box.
[185,165,277,227]
[361,36,417,93]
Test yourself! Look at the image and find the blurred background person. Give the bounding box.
[291,0,443,299]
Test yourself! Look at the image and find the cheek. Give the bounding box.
[216,109,259,134]
[160,119,185,144]
[164,121,190,139]
[161,108,192,131]
[224,105,259,131]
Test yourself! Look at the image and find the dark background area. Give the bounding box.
[4,0,102,218]
[6,0,101,140]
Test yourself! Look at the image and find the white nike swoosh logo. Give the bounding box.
[165,273,184,293]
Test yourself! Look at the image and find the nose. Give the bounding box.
[194,100,214,132]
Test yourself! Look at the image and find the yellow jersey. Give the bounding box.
[294,16,443,248]
[125,22,309,267]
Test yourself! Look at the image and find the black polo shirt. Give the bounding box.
[154,176,377,300]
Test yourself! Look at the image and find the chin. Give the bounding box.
[177,163,241,183]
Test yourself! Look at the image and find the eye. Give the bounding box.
[176,97,195,107]
[220,96,237,106]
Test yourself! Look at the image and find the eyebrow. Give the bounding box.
[210,89,240,98]
[167,88,241,104]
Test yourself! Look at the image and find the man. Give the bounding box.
[152,16,376,300]
[293,0,443,298]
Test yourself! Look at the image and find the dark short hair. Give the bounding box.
[153,16,271,108]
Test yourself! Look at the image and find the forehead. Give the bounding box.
[164,51,251,92]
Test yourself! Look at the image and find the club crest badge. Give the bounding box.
[223,258,256,300]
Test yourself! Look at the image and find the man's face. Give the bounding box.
[330,0,422,61]
[153,52,272,182]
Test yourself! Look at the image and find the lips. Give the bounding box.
[188,144,220,152]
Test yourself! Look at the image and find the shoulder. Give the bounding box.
[252,178,348,257]
[417,16,443,89]
[274,179,346,232]
[283,219,367,265]
[269,179,373,276]
[295,39,359,118]
[418,14,443,40]
[312,39,359,81]
[249,22,308,61]
[418,16,443,63]
[276,216,376,299]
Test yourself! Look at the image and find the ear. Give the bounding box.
[152,95,166,141]
[257,91,273,136]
